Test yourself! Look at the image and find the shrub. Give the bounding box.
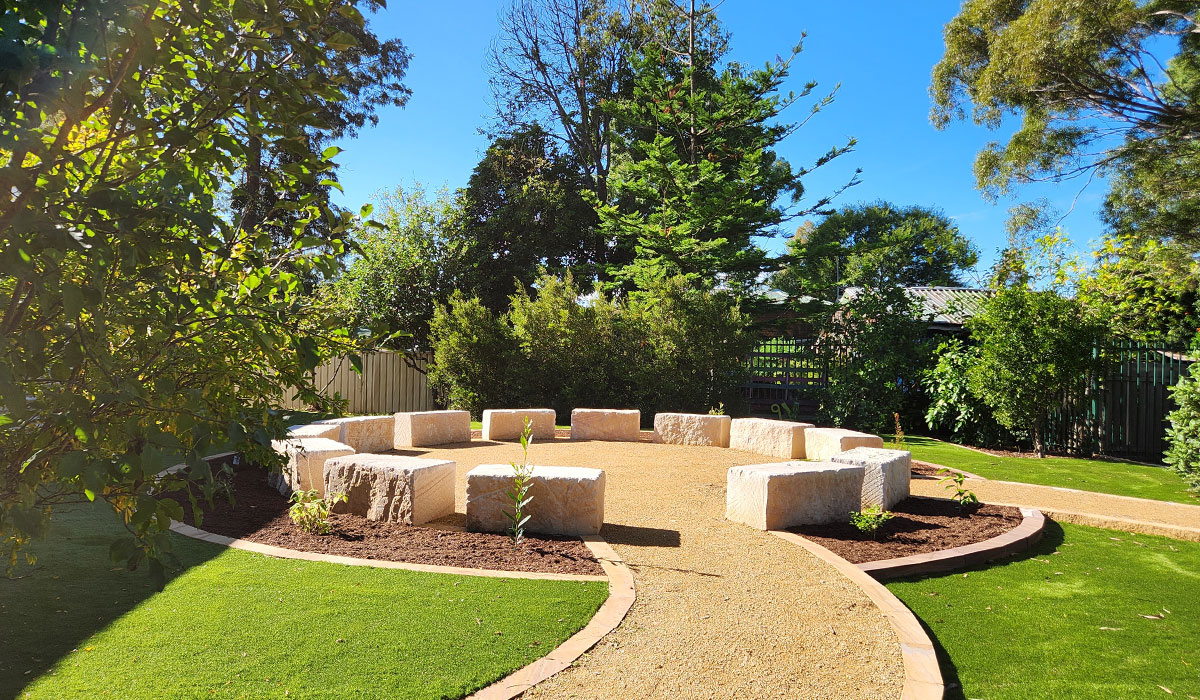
[937,468,980,512]
[1166,364,1200,489]
[849,506,896,540]
[427,292,517,417]
[288,490,347,535]
[923,338,1015,447]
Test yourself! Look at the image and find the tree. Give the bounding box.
[0,0,394,578]
[931,0,1200,242]
[598,28,857,300]
[458,125,602,311]
[777,201,980,307]
[1165,363,1200,488]
[965,287,1108,457]
[325,186,470,351]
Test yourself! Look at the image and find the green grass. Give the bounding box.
[893,435,1198,505]
[2,504,607,699]
[887,522,1200,699]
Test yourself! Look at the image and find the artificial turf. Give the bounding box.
[894,435,1198,505]
[1,503,608,700]
[887,521,1200,699]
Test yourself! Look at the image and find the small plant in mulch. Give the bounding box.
[937,467,980,513]
[849,505,896,540]
[891,412,906,450]
[504,418,535,545]
[288,489,347,535]
[708,402,726,415]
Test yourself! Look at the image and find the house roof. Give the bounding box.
[904,287,993,327]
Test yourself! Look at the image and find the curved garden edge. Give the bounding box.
[770,530,944,700]
[858,507,1045,581]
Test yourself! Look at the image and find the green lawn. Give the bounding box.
[895,435,1199,505]
[888,522,1200,700]
[2,504,607,699]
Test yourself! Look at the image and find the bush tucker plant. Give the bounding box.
[1166,364,1200,490]
[849,506,896,540]
[288,490,347,535]
[504,419,536,544]
[937,468,980,512]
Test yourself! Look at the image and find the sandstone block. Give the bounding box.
[323,454,456,524]
[831,447,912,509]
[482,408,557,441]
[652,413,731,447]
[286,422,342,440]
[725,461,865,530]
[804,427,884,461]
[729,418,813,459]
[319,415,395,453]
[465,465,605,536]
[268,437,355,496]
[393,410,471,447]
[570,408,640,441]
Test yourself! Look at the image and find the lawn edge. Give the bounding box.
[464,536,636,700]
[986,504,1200,543]
[771,529,944,700]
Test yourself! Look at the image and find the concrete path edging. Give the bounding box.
[772,530,945,700]
[466,537,636,700]
[858,508,1045,580]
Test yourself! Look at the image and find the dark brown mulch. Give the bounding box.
[173,468,603,576]
[912,461,953,478]
[788,497,1023,564]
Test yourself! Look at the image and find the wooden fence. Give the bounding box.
[280,351,437,414]
[741,337,1193,463]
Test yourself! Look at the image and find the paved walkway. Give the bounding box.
[416,439,904,700]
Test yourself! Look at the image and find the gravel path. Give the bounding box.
[414,438,905,700]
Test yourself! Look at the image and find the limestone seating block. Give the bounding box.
[725,461,865,530]
[465,465,605,536]
[323,454,455,524]
[729,418,813,459]
[269,437,355,496]
[804,427,884,462]
[653,413,732,447]
[287,422,342,440]
[570,408,640,442]
[319,415,395,453]
[831,447,912,509]
[393,410,471,448]
[482,408,557,441]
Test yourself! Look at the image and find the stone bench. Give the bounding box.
[286,422,342,440]
[269,437,355,496]
[725,461,865,530]
[393,410,471,447]
[570,408,640,442]
[729,418,813,459]
[318,415,396,453]
[482,408,557,441]
[653,413,731,447]
[323,454,456,524]
[804,427,884,461]
[831,447,912,509]
[465,465,605,536]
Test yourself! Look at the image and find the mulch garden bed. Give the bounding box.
[788,497,1023,564]
[173,468,603,576]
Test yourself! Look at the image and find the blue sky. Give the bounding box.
[331,1,1110,279]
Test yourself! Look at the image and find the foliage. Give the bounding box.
[1165,363,1200,489]
[937,468,980,512]
[597,30,857,301]
[504,419,536,544]
[849,505,895,540]
[0,0,389,577]
[288,490,347,535]
[1075,235,1200,345]
[709,403,726,416]
[965,285,1108,457]
[324,185,470,350]
[818,285,931,434]
[778,201,979,309]
[930,0,1200,242]
[459,125,603,311]
[428,273,754,420]
[923,338,1014,447]
[891,413,905,451]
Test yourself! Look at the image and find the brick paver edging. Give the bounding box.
[464,537,636,700]
[858,507,1045,581]
[771,530,944,700]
